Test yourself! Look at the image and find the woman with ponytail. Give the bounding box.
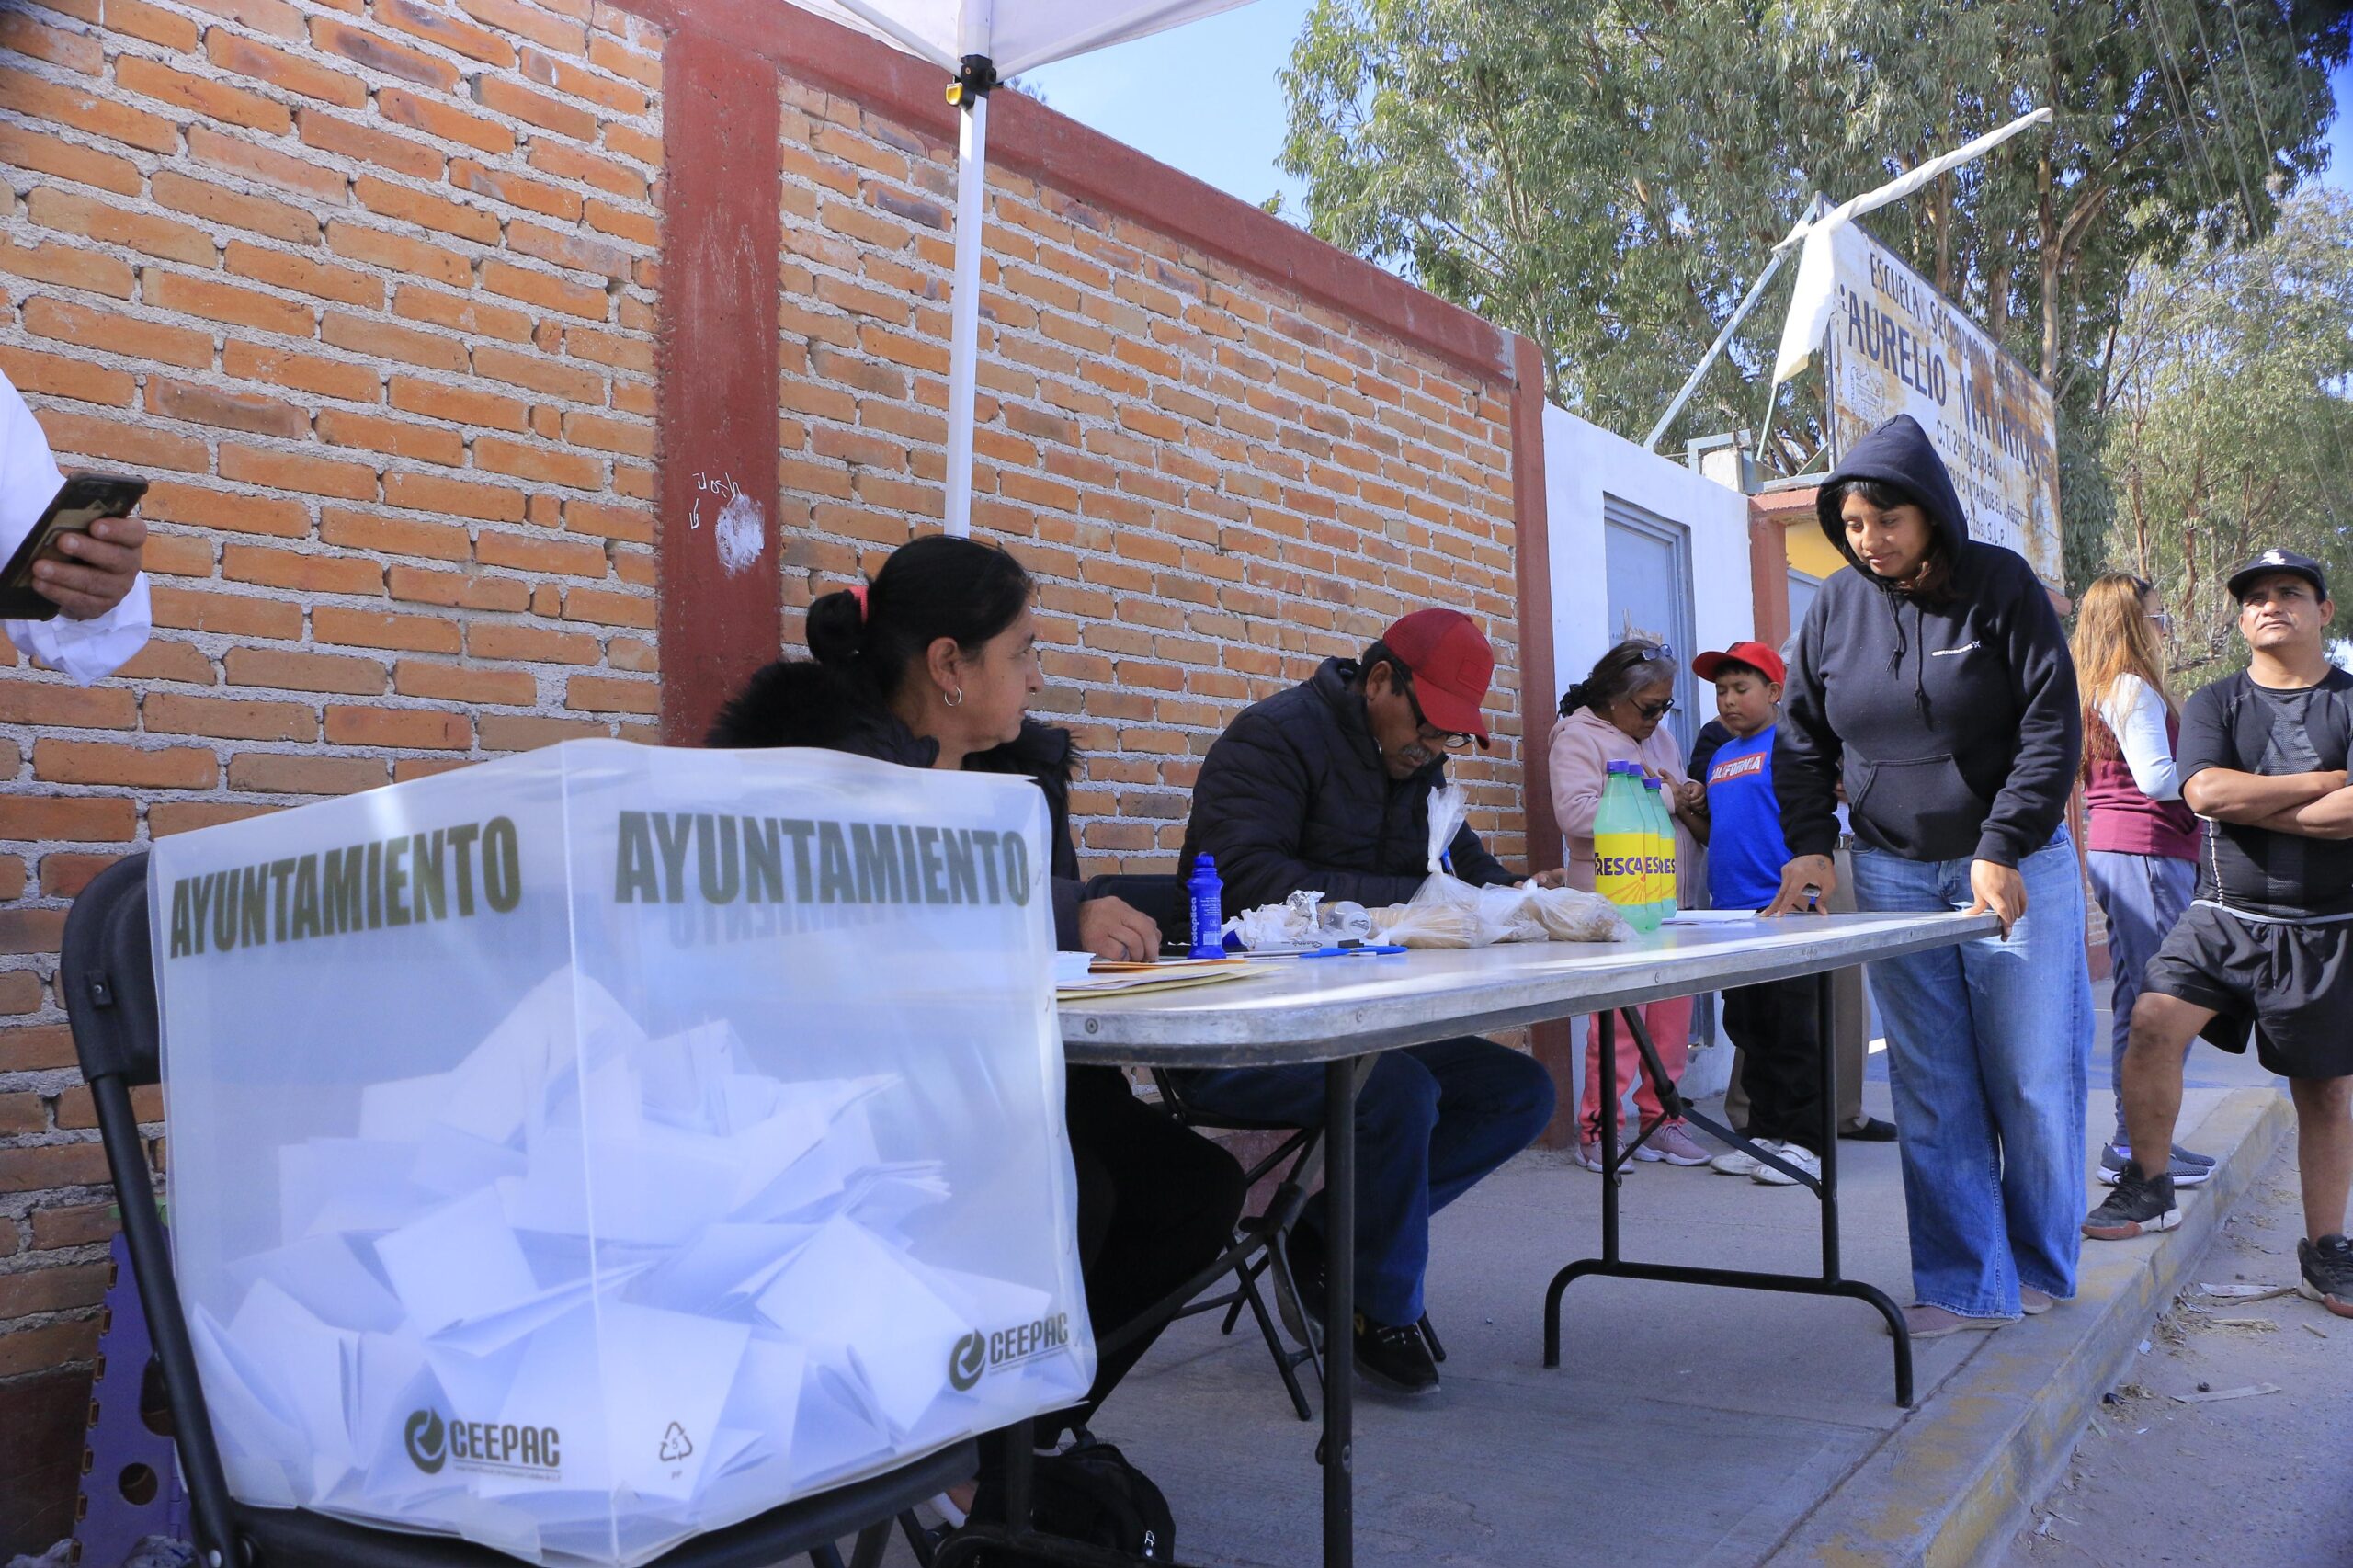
[709,534,1245,1450]
[1549,638,1709,1171]
[2070,573,2211,1186]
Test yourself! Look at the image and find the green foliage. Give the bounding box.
[2097,186,2353,675]
[1279,0,2350,537]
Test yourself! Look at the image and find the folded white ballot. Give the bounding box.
[153,742,1095,1568]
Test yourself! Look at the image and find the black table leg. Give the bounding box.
[1322,1054,1358,1568]
[1543,978,1914,1406]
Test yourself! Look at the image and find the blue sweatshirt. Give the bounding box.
[1775,415,2081,868]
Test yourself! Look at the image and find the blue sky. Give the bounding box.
[1028,18,2353,219]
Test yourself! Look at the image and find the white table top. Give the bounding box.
[1060,910,1996,1067]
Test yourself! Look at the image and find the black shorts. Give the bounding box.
[2142,903,2353,1080]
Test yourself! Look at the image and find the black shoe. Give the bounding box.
[1353,1313,1440,1396]
[2083,1162,2178,1240]
[2299,1234,2353,1319]
[1839,1116,1898,1142]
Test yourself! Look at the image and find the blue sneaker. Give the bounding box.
[2099,1143,2211,1187]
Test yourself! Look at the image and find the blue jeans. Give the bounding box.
[1179,1038,1554,1325]
[1850,834,2094,1318]
[2086,850,2197,1147]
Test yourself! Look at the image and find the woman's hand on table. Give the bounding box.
[1078,895,1164,962]
[1528,868,1574,889]
[1963,858,2027,938]
[1762,854,1836,917]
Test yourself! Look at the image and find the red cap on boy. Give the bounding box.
[1691,640,1786,687]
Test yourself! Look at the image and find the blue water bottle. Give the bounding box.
[1187,853,1225,959]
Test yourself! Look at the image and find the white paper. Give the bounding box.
[753,1218,969,1437]
[375,1187,542,1335]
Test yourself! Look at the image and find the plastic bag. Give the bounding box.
[1369,874,1486,948]
[1528,884,1635,943]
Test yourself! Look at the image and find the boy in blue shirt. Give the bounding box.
[1690,642,1824,1187]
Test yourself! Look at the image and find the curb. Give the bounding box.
[1763,1084,2293,1568]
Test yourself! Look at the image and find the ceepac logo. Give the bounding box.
[949,1332,988,1392]
[404,1409,447,1474]
[948,1311,1073,1392]
[404,1406,562,1480]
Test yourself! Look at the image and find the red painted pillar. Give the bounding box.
[655,31,782,744]
[1508,335,1581,1149]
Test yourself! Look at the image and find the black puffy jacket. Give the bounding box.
[1176,656,1514,922]
[706,659,1086,946]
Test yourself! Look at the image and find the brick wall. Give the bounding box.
[0,0,667,1542]
[0,0,1535,1541]
[761,74,1527,872]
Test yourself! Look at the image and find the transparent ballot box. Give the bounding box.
[151,740,1093,1566]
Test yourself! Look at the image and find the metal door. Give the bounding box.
[1602,495,1699,756]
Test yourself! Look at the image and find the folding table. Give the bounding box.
[938,910,1993,1568]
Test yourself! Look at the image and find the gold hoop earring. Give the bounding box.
[944,687,963,709]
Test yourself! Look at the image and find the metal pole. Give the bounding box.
[943,86,988,539]
[1323,1057,1357,1568]
[1643,248,1790,452]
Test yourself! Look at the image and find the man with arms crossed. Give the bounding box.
[2084,551,2353,1319]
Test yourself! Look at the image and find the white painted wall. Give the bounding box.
[1540,404,1757,1102]
[1541,403,1756,710]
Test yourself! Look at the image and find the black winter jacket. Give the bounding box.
[1176,656,1514,920]
[706,659,1086,947]
[1775,415,2081,868]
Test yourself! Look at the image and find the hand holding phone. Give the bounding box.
[0,472,149,621]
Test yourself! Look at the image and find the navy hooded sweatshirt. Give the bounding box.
[1774,415,2081,868]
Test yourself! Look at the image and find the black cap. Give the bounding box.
[2226,549,2330,603]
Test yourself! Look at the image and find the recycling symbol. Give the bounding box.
[659,1423,694,1463]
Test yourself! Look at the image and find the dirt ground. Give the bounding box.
[1995,1131,2353,1568]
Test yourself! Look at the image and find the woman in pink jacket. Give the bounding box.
[1551,639,1709,1170]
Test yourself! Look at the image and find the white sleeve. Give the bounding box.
[0,372,152,686]
[2095,674,2180,801]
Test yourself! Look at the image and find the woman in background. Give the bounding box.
[2070,573,2212,1187]
[1550,639,1710,1171]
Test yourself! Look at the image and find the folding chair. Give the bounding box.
[60,854,974,1568]
[1077,874,1445,1416]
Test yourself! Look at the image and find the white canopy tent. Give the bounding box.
[781,1,1264,535]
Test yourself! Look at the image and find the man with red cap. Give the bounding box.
[1171,608,1566,1396]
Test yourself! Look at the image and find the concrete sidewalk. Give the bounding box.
[1047,1028,2287,1568]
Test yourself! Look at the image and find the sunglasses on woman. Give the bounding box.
[1633,696,1677,722]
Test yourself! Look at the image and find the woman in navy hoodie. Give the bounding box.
[1766,415,2093,1339]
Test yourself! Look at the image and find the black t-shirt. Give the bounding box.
[2176,668,2353,919]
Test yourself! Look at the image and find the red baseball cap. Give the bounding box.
[1382,608,1493,745]
[1692,640,1786,687]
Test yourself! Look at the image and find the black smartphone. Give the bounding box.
[0,472,148,620]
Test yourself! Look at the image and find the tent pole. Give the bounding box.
[943,84,989,538]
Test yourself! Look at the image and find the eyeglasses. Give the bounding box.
[2147,609,2174,634]
[1633,697,1677,722]
[1402,681,1473,750]
[1637,642,1675,663]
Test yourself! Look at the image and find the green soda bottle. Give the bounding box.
[1596,763,1655,932]
[1643,774,1678,925]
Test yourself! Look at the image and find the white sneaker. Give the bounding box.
[1712,1141,1773,1176]
[1753,1142,1821,1187]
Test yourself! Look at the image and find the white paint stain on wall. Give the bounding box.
[715,488,765,574]
[690,471,765,576]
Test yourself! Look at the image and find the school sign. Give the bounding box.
[1823,222,2063,590]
